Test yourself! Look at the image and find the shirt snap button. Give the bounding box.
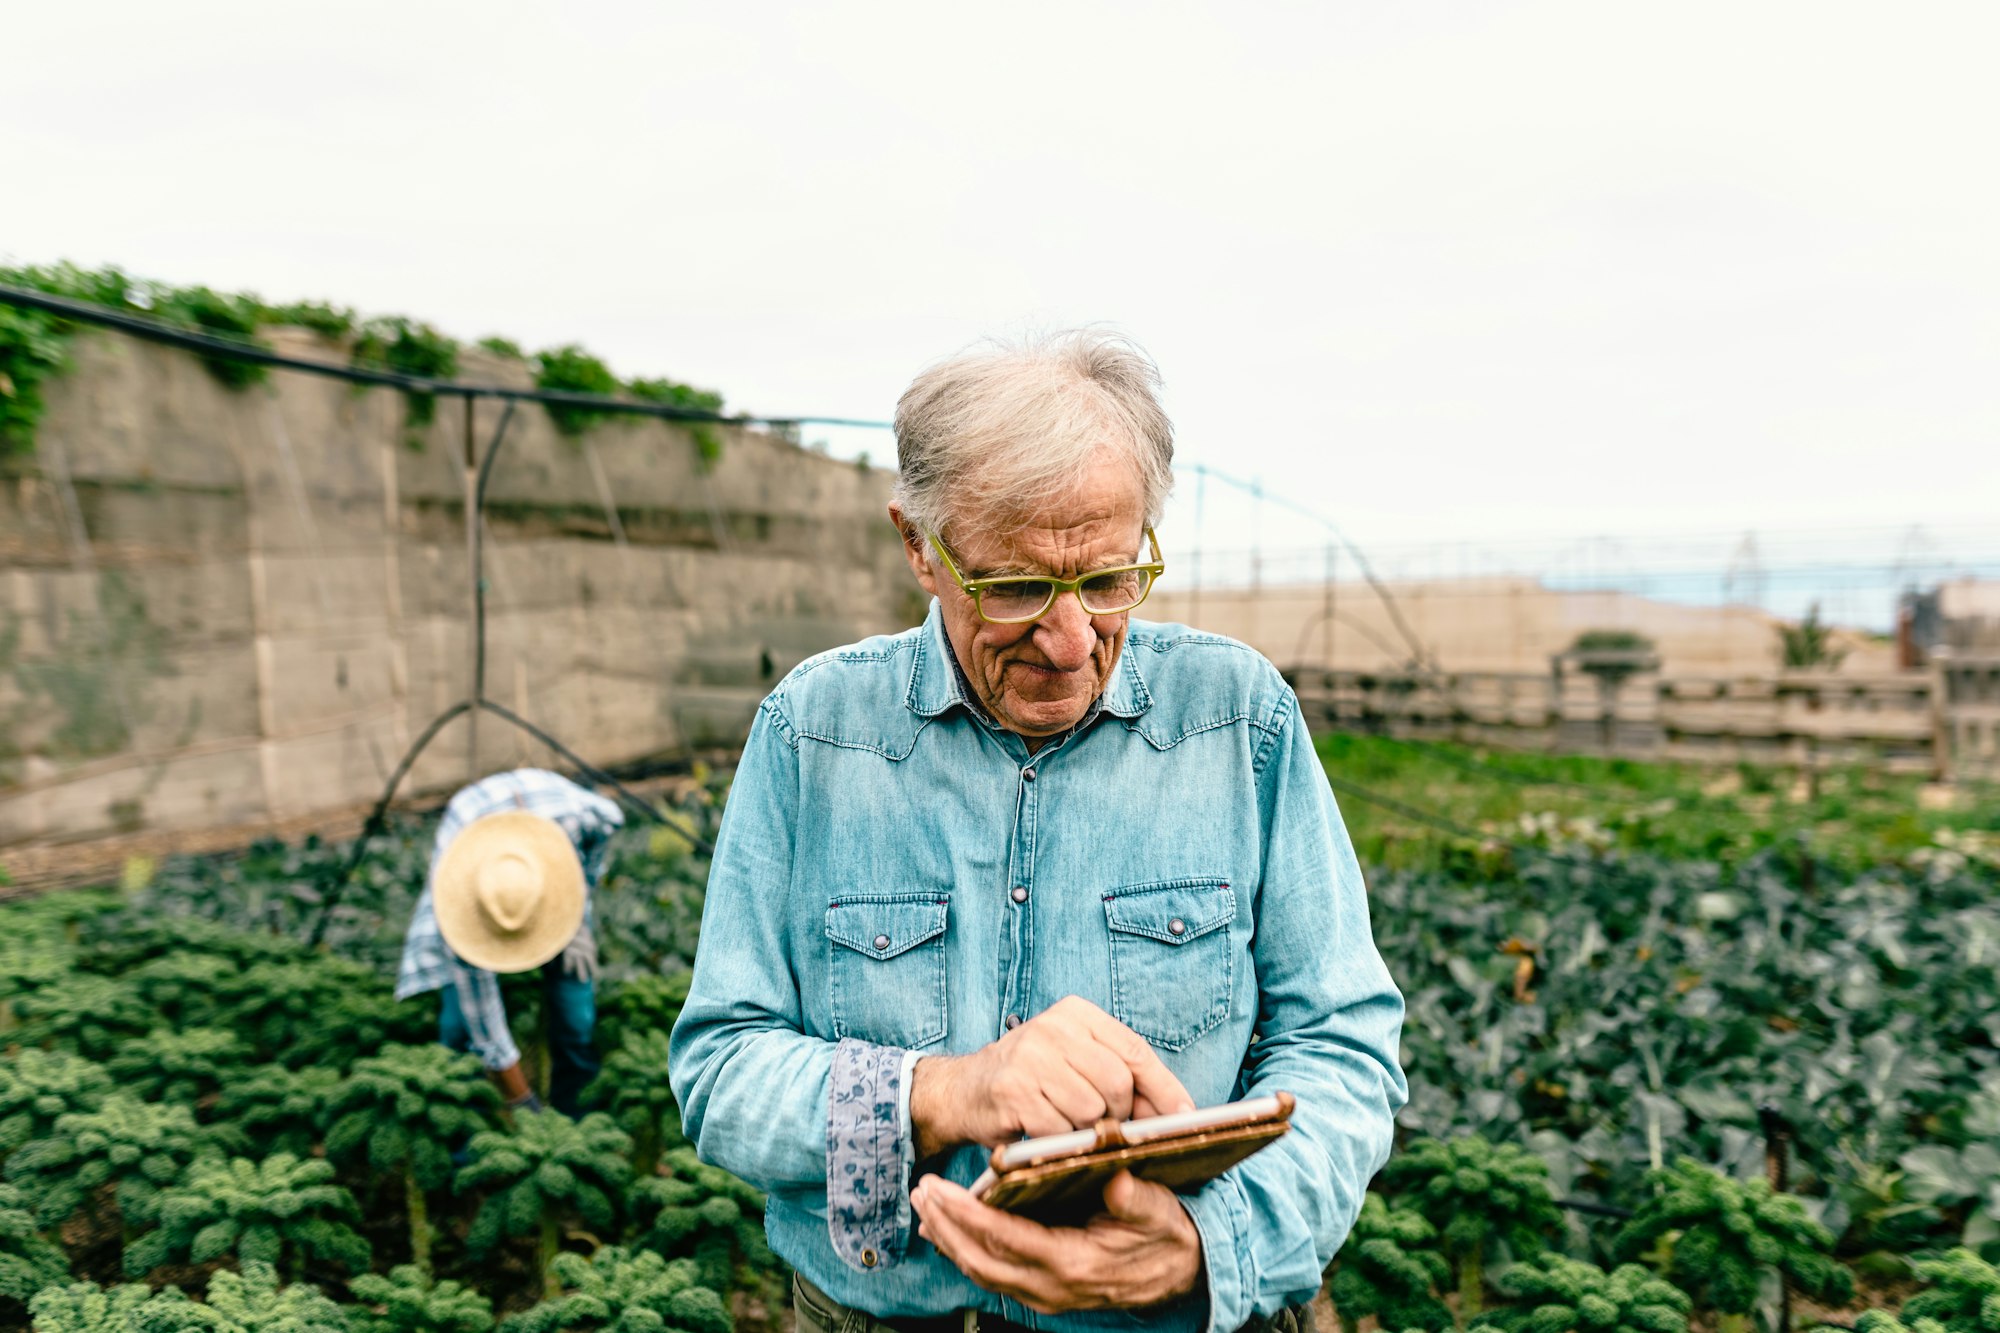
[1010,886,1028,904]
[861,1248,878,1268]
[1167,918,1187,937]
[1021,767,1036,782]
[1004,1014,1022,1030]
[873,934,891,951]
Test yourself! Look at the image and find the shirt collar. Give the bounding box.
[904,599,1154,722]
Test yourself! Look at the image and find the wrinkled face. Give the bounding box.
[895,455,1147,744]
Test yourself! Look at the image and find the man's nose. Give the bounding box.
[1032,591,1098,670]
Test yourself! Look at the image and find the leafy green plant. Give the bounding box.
[1380,1136,1563,1320]
[1325,1193,1452,1333]
[8,974,154,1058]
[1900,1072,2000,1254]
[497,1246,730,1333]
[3,1094,209,1234]
[260,300,355,340]
[585,1029,683,1176]
[475,336,524,359]
[1891,1247,2000,1333]
[458,1109,634,1298]
[596,972,692,1054]
[201,1258,351,1331]
[1779,604,1849,671]
[210,1065,340,1158]
[1614,1159,1853,1333]
[628,376,726,465]
[628,1146,776,1299]
[106,1027,248,1106]
[24,1278,202,1332]
[535,344,622,437]
[352,316,459,433]
[0,295,70,459]
[348,1263,497,1333]
[1474,1254,1691,1333]
[0,1180,68,1313]
[150,285,269,388]
[0,1049,113,1159]
[127,954,242,1028]
[124,1152,369,1279]
[325,1044,501,1272]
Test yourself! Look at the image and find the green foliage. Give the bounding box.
[1325,1193,1452,1333]
[535,344,622,437]
[148,285,269,388]
[107,1027,249,1105]
[595,972,692,1054]
[498,1246,731,1333]
[1380,1137,1563,1318]
[3,1094,209,1231]
[25,1278,202,1332]
[628,1148,775,1300]
[260,300,355,340]
[8,973,153,1058]
[628,376,726,465]
[326,1044,501,1189]
[458,1109,633,1297]
[1615,1159,1853,1317]
[348,1263,496,1333]
[1779,603,1850,671]
[1475,1254,1691,1333]
[0,1049,113,1159]
[475,336,524,359]
[326,1044,500,1273]
[124,1152,369,1279]
[210,1065,341,1159]
[1900,1069,2000,1254]
[585,1030,684,1175]
[352,316,459,431]
[1896,1247,2000,1333]
[200,1259,351,1331]
[0,1181,69,1310]
[0,294,70,458]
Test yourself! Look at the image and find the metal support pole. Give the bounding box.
[463,396,481,781]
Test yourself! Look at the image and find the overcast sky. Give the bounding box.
[6,1,1996,572]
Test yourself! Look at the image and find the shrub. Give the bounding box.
[1325,1193,1451,1333]
[348,1262,497,1333]
[498,1246,730,1333]
[458,1109,633,1297]
[0,1180,69,1312]
[1614,1158,1853,1332]
[0,1049,113,1160]
[534,344,621,437]
[1379,1136,1564,1319]
[325,1044,501,1272]
[3,1095,209,1234]
[124,1152,369,1279]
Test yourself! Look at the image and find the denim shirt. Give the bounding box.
[669,603,1407,1333]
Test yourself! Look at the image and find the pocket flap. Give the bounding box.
[1102,880,1235,946]
[826,894,950,960]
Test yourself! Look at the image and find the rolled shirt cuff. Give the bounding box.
[826,1037,914,1272]
[1181,1170,1254,1333]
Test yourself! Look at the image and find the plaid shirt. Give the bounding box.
[395,768,623,1070]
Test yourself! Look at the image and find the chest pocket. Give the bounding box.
[1103,879,1236,1051]
[825,893,950,1050]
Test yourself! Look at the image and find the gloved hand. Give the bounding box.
[560,927,598,983]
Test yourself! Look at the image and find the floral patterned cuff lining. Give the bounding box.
[826,1037,910,1271]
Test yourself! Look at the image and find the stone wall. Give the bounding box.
[0,327,916,846]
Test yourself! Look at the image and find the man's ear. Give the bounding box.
[888,503,939,599]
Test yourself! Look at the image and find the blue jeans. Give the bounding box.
[438,962,600,1117]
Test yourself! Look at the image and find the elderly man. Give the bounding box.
[670,331,1406,1332]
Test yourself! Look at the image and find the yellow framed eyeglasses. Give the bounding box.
[926,527,1165,625]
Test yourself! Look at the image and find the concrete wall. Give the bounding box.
[0,328,917,846]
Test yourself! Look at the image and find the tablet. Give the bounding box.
[966,1091,1294,1224]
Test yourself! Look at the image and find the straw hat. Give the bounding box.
[433,811,586,973]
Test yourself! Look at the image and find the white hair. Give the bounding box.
[891,328,1175,542]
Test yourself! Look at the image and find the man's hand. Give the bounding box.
[912,1170,1203,1313]
[909,997,1195,1158]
